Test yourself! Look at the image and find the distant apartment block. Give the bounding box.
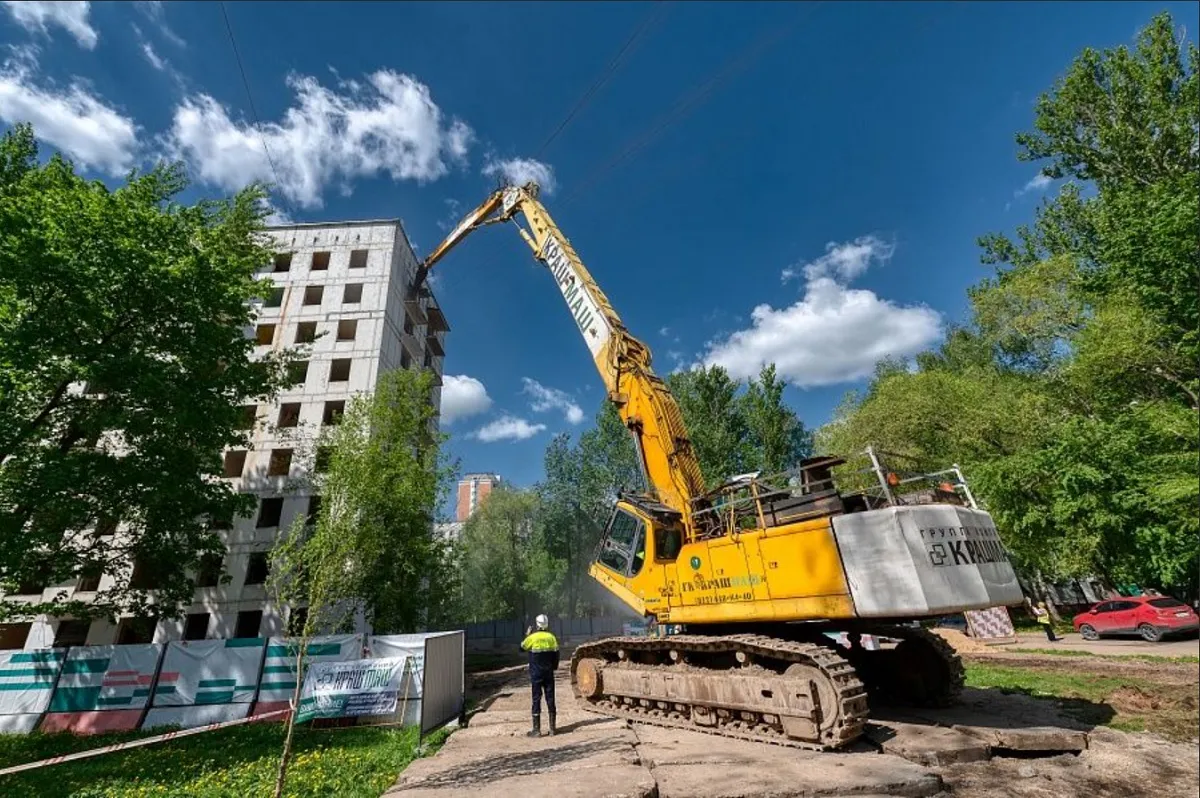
[0,219,448,650]
[456,473,501,523]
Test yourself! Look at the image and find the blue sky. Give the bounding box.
[4,1,1196,493]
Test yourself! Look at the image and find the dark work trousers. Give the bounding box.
[1042,624,1058,642]
[531,670,556,717]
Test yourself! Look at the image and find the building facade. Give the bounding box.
[455,473,501,523]
[0,219,447,650]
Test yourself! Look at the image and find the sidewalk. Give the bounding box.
[386,667,947,798]
[1009,631,1198,658]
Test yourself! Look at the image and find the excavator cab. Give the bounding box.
[590,497,685,619]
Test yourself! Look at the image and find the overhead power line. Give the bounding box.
[535,1,672,160]
[563,2,827,207]
[218,1,289,215]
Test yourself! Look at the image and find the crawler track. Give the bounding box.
[569,634,869,750]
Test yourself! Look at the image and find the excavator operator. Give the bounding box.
[520,614,560,737]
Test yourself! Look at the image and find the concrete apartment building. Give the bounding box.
[0,219,447,650]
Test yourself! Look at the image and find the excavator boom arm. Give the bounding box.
[416,183,705,527]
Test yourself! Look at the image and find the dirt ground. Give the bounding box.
[427,639,1200,798]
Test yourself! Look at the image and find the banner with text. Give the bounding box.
[296,656,408,723]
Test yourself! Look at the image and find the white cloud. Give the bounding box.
[440,375,492,424]
[1014,172,1052,197]
[781,235,896,284]
[166,70,474,208]
[482,156,556,194]
[2,1,97,49]
[471,415,547,443]
[701,236,942,387]
[522,377,584,424]
[0,53,138,175]
[141,41,166,72]
[437,197,462,231]
[134,0,185,48]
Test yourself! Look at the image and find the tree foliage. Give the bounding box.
[820,12,1198,595]
[269,367,456,635]
[0,123,295,622]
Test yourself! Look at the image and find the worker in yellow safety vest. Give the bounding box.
[520,614,560,737]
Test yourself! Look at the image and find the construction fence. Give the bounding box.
[0,630,464,737]
[461,616,629,650]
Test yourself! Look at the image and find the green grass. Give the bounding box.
[0,721,450,798]
[965,661,1137,703]
[964,661,1198,741]
[1007,647,1200,664]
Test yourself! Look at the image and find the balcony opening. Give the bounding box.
[77,562,102,592]
[272,253,292,273]
[349,249,368,269]
[256,497,284,528]
[235,610,264,639]
[277,403,301,428]
[295,322,318,344]
[116,617,156,645]
[329,359,351,382]
[303,285,324,306]
[183,612,210,641]
[288,360,309,387]
[54,619,91,647]
[311,251,331,271]
[244,553,270,585]
[268,448,293,477]
[237,405,258,430]
[222,450,247,478]
[264,286,285,308]
[196,551,224,588]
[255,324,276,346]
[336,319,358,341]
[343,283,363,304]
[322,401,345,426]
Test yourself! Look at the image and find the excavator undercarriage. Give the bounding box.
[569,625,963,750]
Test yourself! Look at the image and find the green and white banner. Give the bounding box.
[259,635,362,704]
[0,649,65,716]
[296,657,409,723]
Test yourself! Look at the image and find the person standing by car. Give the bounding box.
[1032,600,1060,641]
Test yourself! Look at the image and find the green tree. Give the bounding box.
[291,367,454,634]
[819,13,1198,594]
[459,486,541,623]
[264,367,453,797]
[741,364,812,475]
[666,365,750,487]
[0,123,295,622]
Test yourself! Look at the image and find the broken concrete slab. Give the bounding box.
[953,725,1088,754]
[631,724,946,798]
[866,720,992,766]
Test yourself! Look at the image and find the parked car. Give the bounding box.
[1072,596,1200,642]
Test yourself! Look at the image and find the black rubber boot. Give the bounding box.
[526,715,541,738]
[548,712,557,736]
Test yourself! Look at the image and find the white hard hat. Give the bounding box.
[535,614,549,629]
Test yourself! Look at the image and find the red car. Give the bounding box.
[1073,596,1200,642]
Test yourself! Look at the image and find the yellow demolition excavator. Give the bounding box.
[416,182,1024,750]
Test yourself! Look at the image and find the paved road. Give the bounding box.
[1010,631,1199,658]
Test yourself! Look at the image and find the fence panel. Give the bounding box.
[421,632,464,735]
[0,648,65,734]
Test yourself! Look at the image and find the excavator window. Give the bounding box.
[597,508,645,578]
[655,527,682,561]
